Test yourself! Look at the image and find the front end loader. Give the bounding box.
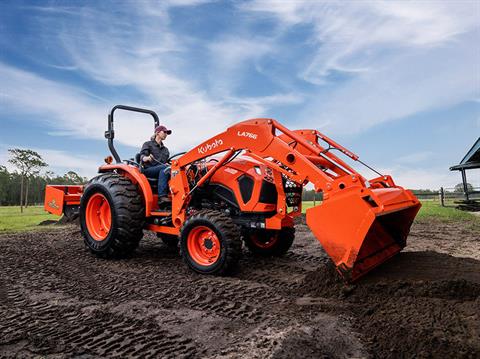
[45,105,421,281]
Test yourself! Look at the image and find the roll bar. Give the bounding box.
[105,105,160,163]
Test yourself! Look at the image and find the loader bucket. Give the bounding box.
[306,187,421,282]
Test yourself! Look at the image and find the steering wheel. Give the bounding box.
[167,152,187,164]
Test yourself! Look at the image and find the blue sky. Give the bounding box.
[0,0,479,189]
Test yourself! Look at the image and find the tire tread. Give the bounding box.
[80,173,145,258]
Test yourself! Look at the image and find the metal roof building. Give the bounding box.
[450,137,480,203]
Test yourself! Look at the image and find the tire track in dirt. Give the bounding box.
[1,303,198,358]
[2,218,478,358]
[1,227,328,357]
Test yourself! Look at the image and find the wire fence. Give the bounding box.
[414,187,480,209]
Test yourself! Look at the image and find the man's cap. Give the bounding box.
[155,125,172,135]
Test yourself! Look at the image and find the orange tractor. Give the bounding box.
[45,105,421,281]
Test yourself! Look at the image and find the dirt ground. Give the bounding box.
[0,217,479,358]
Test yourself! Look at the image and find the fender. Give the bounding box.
[99,164,155,216]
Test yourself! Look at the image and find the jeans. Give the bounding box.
[143,164,171,198]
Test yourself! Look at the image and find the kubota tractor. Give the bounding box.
[44,105,421,281]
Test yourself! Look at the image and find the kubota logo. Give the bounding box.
[237,131,258,140]
[198,138,223,155]
[48,199,59,209]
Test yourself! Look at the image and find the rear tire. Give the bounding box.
[180,210,241,275]
[243,227,295,256]
[80,173,145,258]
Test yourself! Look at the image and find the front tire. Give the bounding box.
[80,173,145,258]
[180,210,241,275]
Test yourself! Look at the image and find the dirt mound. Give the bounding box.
[356,293,480,358]
[301,251,480,358]
[301,262,353,299]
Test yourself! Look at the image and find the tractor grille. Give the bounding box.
[283,176,302,207]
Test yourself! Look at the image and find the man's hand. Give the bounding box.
[143,154,153,163]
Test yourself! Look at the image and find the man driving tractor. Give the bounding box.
[140,125,172,208]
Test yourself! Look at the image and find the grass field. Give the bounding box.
[415,201,478,221]
[0,206,59,233]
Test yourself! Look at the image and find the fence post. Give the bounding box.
[440,187,445,207]
[461,169,470,201]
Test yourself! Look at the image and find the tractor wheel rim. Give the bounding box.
[251,232,278,249]
[85,193,112,241]
[187,226,221,266]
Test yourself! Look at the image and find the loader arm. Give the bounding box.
[170,118,421,281]
[169,119,342,232]
[172,119,360,199]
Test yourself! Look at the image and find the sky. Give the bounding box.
[0,0,479,190]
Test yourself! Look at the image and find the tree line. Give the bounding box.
[1,148,87,210]
[301,189,324,201]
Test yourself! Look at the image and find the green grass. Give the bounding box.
[415,201,480,232]
[0,206,60,233]
[415,201,478,222]
[301,201,318,213]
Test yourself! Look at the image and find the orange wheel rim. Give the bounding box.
[187,226,221,266]
[85,193,112,241]
[251,232,278,249]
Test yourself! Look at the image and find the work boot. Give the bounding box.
[158,196,171,209]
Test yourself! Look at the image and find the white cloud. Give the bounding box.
[243,1,479,84]
[43,5,260,150]
[240,1,304,24]
[238,1,480,136]
[0,62,196,153]
[223,93,304,118]
[1,2,305,170]
[0,62,107,139]
[0,62,245,157]
[207,36,275,93]
[382,166,480,190]
[27,3,302,151]
[299,29,479,135]
[394,168,454,190]
[0,145,100,178]
[37,149,101,178]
